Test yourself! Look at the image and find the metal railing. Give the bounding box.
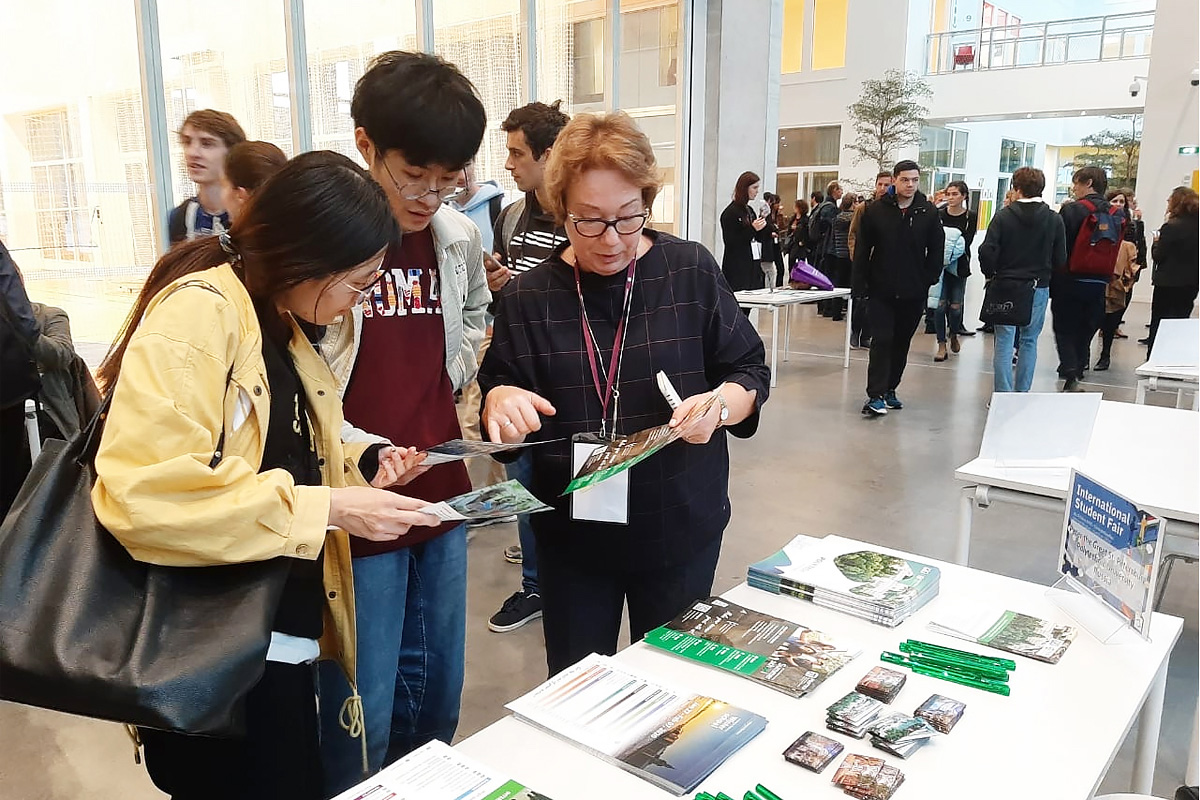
[926,11,1153,75]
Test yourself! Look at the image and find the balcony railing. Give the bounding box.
[926,11,1153,75]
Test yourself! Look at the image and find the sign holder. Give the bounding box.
[1047,470,1165,644]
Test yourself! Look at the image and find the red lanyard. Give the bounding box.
[574,258,636,437]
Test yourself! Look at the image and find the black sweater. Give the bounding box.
[851,189,945,300]
[1151,214,1199,288]
[978,200,1067,288]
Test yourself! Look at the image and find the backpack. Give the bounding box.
[1067,198,1125,278]
[494,197,526,259]
[487,194,503,231]
[808,201,833,248]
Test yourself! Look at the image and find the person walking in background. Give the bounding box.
[785,199,810,271]
[1146,186,1200,355]
[766,192,787,287]
[220,141,287,224]
[979,167,1067,393]
[1095,236,1138,371]
[756,192,785,288]
[847,172,893,350]
[934,180,978,361]
[486,100,571,634]
[168,110,246,244]
[852,161,944,416]
[1112,188,1147,339]
[720,171,768,293]
[829,194,855,314]
[1054,167,1123,392]
[809,180,844,318]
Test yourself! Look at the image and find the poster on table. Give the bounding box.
[1057,470,1164,639]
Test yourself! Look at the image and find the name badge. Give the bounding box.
[570,438,629,524]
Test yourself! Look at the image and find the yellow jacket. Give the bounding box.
[92,264,367,740]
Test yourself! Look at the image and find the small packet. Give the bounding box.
[856,666,907,703]
[914,693,966,734]
[784,731,845,773]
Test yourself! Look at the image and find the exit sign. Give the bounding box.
[1180,146,1200,155]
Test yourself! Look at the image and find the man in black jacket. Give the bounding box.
[852,160,945,415]
[978,167,1067,393]
[1054,167,1117,392]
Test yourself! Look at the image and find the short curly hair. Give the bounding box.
[500,101,570,160]
[542,112,661,226]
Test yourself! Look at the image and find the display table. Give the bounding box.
[455,538,1182,799]
[735,288,853,387]
[954,398,1199,567]
[1135,318,1199,410]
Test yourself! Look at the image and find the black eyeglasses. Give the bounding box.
[567,210,649,238]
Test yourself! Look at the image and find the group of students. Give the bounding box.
[1,50,771,800]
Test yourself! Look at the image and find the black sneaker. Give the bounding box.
[488,591,543,632]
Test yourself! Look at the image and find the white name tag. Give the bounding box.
[570,442,629,524]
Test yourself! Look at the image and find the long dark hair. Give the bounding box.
[99,150,399,391]
[733,171,760,205]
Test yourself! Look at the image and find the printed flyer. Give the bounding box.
[1058,470,1164,638]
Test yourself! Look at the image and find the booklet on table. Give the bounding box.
[331,739,553,800]
[643,595,860,697]
[505,653,767,796]
[927,608,1077,664]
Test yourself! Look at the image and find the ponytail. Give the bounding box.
[97,236,228,392]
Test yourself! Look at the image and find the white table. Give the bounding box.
[455,538,1183,799]
[1135,319,1199,410]
[954,400,1199,567]
[736,288,853,388]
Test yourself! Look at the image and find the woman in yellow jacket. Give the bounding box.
[92,151,439,799]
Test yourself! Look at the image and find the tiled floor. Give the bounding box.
[1,290,1194,799]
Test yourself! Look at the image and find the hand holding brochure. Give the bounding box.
[331,739,553,800]
[419,480,552,523]
[421,439,539,466]
[505,653,766,795]
[563,395,718,494]
[927,608,1077,664]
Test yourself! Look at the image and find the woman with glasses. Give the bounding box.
[477,112,770,676]
[92,151,439,798]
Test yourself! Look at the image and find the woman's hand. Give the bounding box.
[328,486,441,542]
[668,391,722,445]
[370,446,429,489]
[751,217,768,231]
[483,386,557,444]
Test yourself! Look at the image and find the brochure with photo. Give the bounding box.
[419,480,552,522]
[643,596,860,697]
[331,739,554,800]
[505,653,767,796]
[927,608,1077,664]
[421,439,542,466]
[563,395,718,494]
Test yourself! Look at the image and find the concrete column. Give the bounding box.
[1134,0,1199,305]
[692,0,784,257]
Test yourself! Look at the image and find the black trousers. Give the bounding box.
[539,535,722,677]
[1051,278,1106,381]
[865,296,925,399]
[1099,308,1123,358]
[1148,285,1199,356]
[140,662,323,800]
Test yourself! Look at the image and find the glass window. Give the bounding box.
[781,0,806,73]
[305,0,418,163]
[621,1,681,234]
[777,126,841,168]
[433,0,523,196]
[812,0,848,70]
[951,130,969,170]
[999,138,1034,173]
[539,0,607,114]
[919,126,952,169]
[159,3,294,202]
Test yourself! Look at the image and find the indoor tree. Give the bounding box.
[844,69,933,172]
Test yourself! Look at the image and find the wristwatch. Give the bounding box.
[714,390,730,426]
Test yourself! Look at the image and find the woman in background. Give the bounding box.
[786,199,810,271]
[719,171,768,292]
[935,181,978,360]
[1147,186,1200,354]
[221,141,288,223]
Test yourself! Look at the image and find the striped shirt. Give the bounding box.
[495,192,568,274]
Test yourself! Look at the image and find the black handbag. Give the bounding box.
[979,276,1037,327]
[0,395,290,736]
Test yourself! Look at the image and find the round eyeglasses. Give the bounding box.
[382,160,463,202]
[567,210,649,238]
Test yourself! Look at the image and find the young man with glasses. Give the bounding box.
[314,51,489,794]
[483,101,571,635]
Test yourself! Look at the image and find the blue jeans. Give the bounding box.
[993,287,1049,393]
[934,272,965,344]
[506,452,538,594]
[317,525,467,795]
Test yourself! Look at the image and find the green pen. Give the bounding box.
[881,652,1012,696]
[742,793,763,800]
[903,649,1010,681]
[694,794,716,800]
[755,784,785,800]
[716,793,737,800]
[903,639,1017,671]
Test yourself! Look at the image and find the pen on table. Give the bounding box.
[694,793,717,800]
[904,639,1017,671]
[881,652,1012,696]
[897,648,1010,681]
[755,784,785,800]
